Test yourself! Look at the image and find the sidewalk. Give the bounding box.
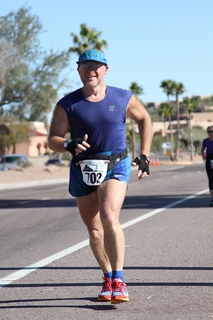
[0,157,70,190]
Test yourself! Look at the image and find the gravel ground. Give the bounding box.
[0,157,70,185]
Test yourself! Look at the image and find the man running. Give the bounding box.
[48,49,152,303]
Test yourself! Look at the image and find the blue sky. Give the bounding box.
[1,0,213,105]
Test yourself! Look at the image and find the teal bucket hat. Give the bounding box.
[76,49,108,65]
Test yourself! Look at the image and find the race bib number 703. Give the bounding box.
[80,159,109,186]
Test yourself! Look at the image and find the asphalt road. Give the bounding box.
[0,163,212,320]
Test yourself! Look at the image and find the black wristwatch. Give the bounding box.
[63,139,71,151]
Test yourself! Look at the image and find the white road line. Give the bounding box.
[164,166,185,171]
[17,201,31,205]
[121,189,208,229]
[0,188,208,289]
[0,240,89,289]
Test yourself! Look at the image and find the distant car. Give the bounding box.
[45,158,64,166]
[0,154,29,170]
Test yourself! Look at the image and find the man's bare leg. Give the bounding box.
[76,192,112,274]
[97,179,127,271]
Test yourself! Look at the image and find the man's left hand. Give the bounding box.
[132,154,150,179]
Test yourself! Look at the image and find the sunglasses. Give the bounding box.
[79,63,104,70]
[208,131,213,133]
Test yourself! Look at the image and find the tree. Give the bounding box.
[173,82,186,160]
[160,80,186,160]
[0,39,20,110]
[129,82,144,96]
[160,80,176,103]
[158,103,170,140]
[69,23,107,55]
[151,135,166,153]
[181,125,205,155]
[182,96,197,160]
[159,103,175,159]
[129,82,144,159]
[159,80,177,160]
[0,6,70,122]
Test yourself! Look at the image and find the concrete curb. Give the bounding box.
[160,160,203,166]
[0,179,69,191]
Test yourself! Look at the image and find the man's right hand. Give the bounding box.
[67,134,90,156]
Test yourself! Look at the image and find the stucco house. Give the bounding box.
[15,122,49,157]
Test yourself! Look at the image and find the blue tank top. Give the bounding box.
[58,86,133,155]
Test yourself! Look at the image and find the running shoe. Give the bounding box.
[209,201,213,207]
[98,277,112,302]
[111,278,129,304]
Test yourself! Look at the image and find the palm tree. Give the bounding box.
[129,82,144,159]
[69,23,107,55]
[158,103,170,140]
[129,82,144,96]
[173,82,186,160]
[182,96,197,160]
[159,103,175,159]
[160,80,176,104]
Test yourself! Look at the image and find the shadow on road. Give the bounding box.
[123,193,211,209]
[0,193,211,209]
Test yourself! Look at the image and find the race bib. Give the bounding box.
[80,159,109,186]
[210,160,213,170]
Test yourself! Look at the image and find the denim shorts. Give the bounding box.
[69,156,131,197]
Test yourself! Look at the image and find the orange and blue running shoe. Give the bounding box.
[98,277,112,302]
[111,278,129,304]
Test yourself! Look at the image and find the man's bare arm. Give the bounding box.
[48,104,90,155]
[126,94,152,157]
[48,104,70,153]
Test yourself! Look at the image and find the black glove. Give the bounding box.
[67,138,84,156]
[132,154,150,175]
